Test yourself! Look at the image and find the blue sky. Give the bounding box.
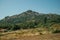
[0,0,60,19]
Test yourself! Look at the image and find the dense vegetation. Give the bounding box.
[0,10,60,33]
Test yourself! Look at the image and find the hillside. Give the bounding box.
[0,10,60,40]
[0,10,60,33]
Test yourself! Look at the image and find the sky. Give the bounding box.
[0,0,60,19]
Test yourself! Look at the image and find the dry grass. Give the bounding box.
[0,33,60,40]
[0,28,60,40]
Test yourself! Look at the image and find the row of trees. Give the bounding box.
[0,20,39,31]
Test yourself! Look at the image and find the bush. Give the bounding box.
[53,30,60,33]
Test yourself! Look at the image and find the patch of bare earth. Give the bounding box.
[0,33,60,40]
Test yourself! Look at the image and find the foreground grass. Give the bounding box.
[0,28,60,40]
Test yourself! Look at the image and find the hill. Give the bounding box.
[0,10,60,33]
